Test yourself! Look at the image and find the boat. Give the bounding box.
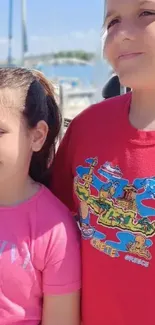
[53,77,97,121]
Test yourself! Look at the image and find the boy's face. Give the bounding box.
[103,0,155,90]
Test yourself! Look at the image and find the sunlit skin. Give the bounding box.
[103,0,155,131]
[104,0,155,89]
[0,86,80,325]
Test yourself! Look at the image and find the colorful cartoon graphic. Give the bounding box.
[79,201,95,239]
[127,235,152,260]
[106,232,152,259]
[74,157,155,267]
[79,200,106,241]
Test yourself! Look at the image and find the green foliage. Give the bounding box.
[53,50,94,61]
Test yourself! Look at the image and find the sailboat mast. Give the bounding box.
[21,0,28,66]
[8,0,13,66]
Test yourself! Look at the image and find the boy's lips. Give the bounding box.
[117,52,143,60]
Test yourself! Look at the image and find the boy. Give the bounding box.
[51,0,155,324]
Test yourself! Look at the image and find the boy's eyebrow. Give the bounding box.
[103,0,154,26]
[140,0,154,4]
[103,10,117,26]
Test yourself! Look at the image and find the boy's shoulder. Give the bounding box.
[73,92,131,126]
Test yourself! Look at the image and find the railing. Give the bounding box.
[58,84,96,140]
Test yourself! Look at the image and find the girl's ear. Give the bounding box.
[31,121,48,152]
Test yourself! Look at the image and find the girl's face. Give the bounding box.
[0,89,47,188]
[0,89,33,186]
[103,0,155,90]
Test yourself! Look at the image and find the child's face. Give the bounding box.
[0,89,33,186]
[104,0,155,89]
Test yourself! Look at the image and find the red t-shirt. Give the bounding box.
[51,92,155,325]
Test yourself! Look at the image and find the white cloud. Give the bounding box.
[29,29,100,54]
[70,31,85,39]
[0,38,8,44]
[30,35,52,42]
[0,30,101,59]
[0,38,9,60]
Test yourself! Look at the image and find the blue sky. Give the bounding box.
[0,0,104,59]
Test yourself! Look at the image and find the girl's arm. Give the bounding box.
[34,199,81,325]
[42,291,80,325]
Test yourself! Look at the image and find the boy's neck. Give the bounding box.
[129,89,155,131]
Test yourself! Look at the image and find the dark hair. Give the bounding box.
[0,67,61,187]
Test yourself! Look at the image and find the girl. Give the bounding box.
[51,0,155,324]
[0,68,80,325]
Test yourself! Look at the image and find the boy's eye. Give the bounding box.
[0,130,6,136]
[107,18,120,30]
[140,10,155,16]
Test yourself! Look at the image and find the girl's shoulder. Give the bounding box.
[32,185,79,248]
[35,185,72,224]
[31,185,80,277]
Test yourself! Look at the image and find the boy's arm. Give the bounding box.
[50,122,76,213]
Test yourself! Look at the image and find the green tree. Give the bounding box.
[53,50,94,61]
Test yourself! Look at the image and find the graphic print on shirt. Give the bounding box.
[74,157,155,268]
[0,240,35,289]
[0,240,32,269]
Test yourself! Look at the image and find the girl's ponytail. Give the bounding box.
[29,70,61,187]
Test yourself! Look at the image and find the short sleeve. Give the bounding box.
[34,193,81,295]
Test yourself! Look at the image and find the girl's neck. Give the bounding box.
[0,177,39,207]
[129,89,155,130]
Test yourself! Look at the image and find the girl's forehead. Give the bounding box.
[0,88,23,113]
[0,88,24,124]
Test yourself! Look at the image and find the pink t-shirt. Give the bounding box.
[0,185,81,325]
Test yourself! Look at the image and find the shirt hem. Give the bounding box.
[43,281,81,295]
